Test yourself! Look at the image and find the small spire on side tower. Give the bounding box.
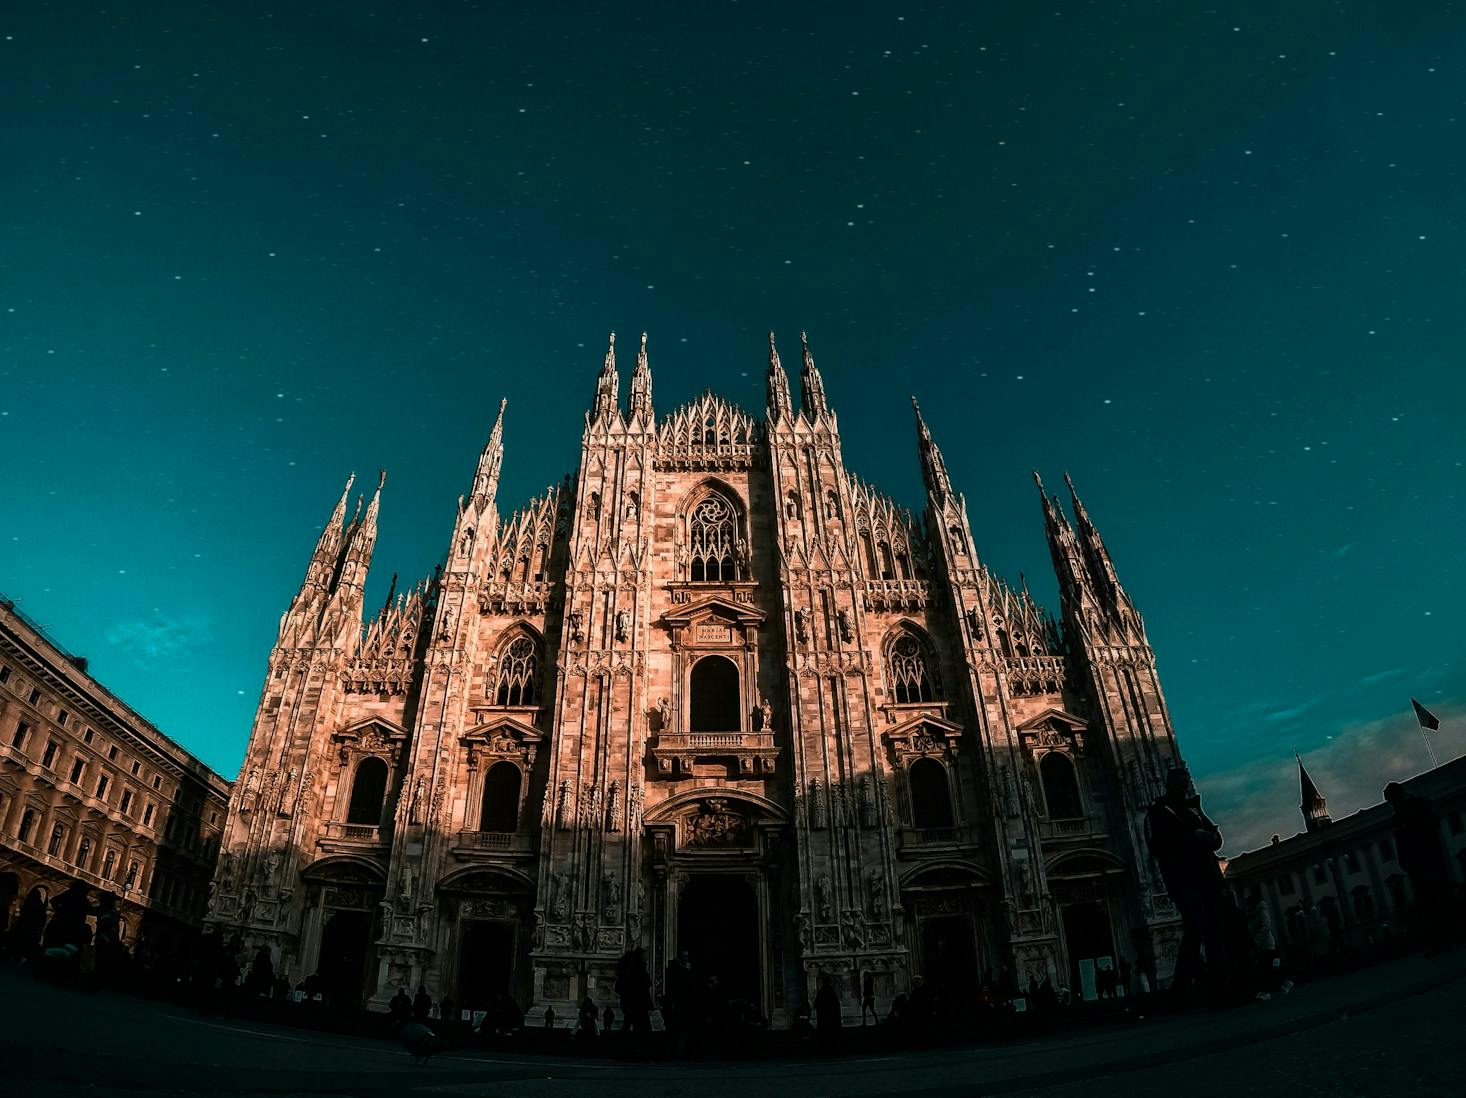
[799,331,829,420]
[911,397,954,501]
[590,331,621,422]
[1297,752,1332,832]
[469,398,508,509]
[628,331,653,422]
[766,331,793,421]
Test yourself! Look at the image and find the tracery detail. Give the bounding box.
[688,495,738,582]
[493,635,540,706]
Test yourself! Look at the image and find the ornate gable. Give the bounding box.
[1015,707,1088,755]
[460,714,544,770]
[882,712,965,762]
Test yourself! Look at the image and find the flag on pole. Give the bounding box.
[1411,698,1441,732]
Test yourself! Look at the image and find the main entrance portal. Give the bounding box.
[677,875,760,1007]
[457,921,515,1010]
[317,908,373,1007]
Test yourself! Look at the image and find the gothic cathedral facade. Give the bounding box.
[209,333,1187,1022]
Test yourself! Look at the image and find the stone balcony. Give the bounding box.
[1037,816,1105,843]
[322,821,385,844]
[897,824,980,852]
[651,730,779,777]
[452,829,535,858]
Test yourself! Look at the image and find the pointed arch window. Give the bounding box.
[493,635,540,706]
[888,632,938,704]
[688,493,738,582]
[879,541,896,580]
[861,532,878,574]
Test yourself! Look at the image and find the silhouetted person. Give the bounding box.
[614,947,653,1059]
[1247,892,1291,995]
[543,1005,556,1028]
[577,995,599,1040]
[44,882,92,950]
[438,994,457,1025]
[907,974,934,1027]
[492,992,522,1034]
[389,986,413,1023]
[245,945,274,999]
[860,970,877,1025]
[663,949,695,1056]
[1146,767,1229,1004]
[1385,781,1455,955]
[413,984,433,1021]
[602,1004,616,1035]
[93,891,124,985]
[813,973,842,1054]
[8,889,47,962]
[1117,955,1133,997]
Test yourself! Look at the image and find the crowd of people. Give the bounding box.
[0,768,1456,1061]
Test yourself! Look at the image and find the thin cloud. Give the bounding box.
[1201,703,1464,856]
[104,614,212,669]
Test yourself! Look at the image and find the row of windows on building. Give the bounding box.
[9,718,161,826]
[1271,810,1465,900]
[11,806,144,890]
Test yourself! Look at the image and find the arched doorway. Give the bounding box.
[317,907,374,1008]
[1061,902,1115,1000]
[457,921,516,1010]
[0,872,20,933]
[677,875,760,1006]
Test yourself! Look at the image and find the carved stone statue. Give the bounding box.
[867,869,887,920]
[657,696,672,731]
[810,777,826,829]
[568,611,585,642]
[816,875,833,922]
[842,910,866,949]
[734,537,749,577]
[794,609,809,644]
[409,777,426,825]
[614,609,630,642]
[836,608,854,643]
[602,872,622,922]
[605,780,620,832]
[793,911,813,952]
[550,871,568,919]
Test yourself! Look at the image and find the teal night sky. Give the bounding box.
[2,3,1461,851]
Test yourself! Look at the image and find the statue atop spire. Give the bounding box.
[911,397,953,501]
[766,331,792,421]
[590,331,621,422]
[628,331,653,422]
[799,331,828,420]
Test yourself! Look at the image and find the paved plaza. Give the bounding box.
[3,953,1463,1097]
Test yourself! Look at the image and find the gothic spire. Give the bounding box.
[766,331,792,421]
[799,331,829,420]
[912,397,954,501]
[1298,753,1331,832]
[628,331,653,422]
[590,331,621,422]
[1063,472,1130,610]
[469,398,507,510]
[303,473,355,586]
[338,470,385,600]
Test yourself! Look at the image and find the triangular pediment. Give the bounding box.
[333,716,410,743]
[462,714,543,746]
[1015,707,1087,732]
[885,712,965,741]
[662,593,766,627]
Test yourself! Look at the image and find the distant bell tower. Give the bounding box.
[1297,753,1331,832]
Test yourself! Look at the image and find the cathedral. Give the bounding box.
[208,332,1188,1022]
